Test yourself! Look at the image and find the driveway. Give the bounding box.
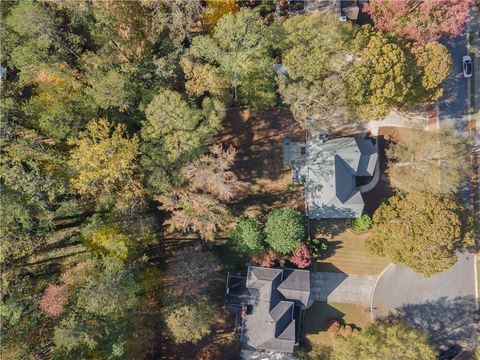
[310,271,377,306]
[371,252,477,351]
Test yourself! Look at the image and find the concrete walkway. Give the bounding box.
[310,271,377,306]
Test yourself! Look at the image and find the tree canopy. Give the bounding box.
[386,129,469,194]
[184,8,279,108]
[367,192,473,276]
[232,217,265,255]
[364,0,474,44]
[331,321,437,360]
[264,208,305,254]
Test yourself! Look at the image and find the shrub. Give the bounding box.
[232,217,265,254]
[289,245,312,269]
[265,208,305,254]
[252,248,278,268]
[348,214,372,233]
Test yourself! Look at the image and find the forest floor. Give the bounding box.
[213,107,305,223]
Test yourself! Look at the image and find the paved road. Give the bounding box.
[371,252,477,351]
[439,34,472,204]
[310,272,377,306]
[439,35,469,133]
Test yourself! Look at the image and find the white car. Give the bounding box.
[463,55,472,78]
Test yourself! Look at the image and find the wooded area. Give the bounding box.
[0,1,476,359]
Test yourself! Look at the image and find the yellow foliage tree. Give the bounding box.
[203,0,239,28]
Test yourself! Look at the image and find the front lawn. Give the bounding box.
[301,301,372,358]
[310,220,389,275]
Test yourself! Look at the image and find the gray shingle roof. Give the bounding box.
[241,267,311,353]
[304,137,378,219]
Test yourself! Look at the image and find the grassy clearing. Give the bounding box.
[302,301,372,357]
[310,220,389,275]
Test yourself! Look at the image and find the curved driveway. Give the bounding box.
[372,252,477,351]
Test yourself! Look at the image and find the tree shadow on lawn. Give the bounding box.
[385,296,477,350]
[310,219,348,239]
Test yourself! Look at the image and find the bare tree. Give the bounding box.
[182,144,245,201]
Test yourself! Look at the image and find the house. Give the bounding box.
[226,266,311,353]
[283,136,378,219]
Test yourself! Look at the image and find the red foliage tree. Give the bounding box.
[289,245,312,269]
[39,284,69,317]
[364,0,474,44]
[252,249,278,268]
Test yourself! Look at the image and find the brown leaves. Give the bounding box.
[156,144,242,240]
[182,144,244,202]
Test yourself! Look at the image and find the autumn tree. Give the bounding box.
[156,145,241,241]
[203,0,239,28]
[265,208,305,254]
[232,217,265,255]
[141,89,226,193]
[289,245,312,269]
[164,297,215,344]
[367,192,473,276]
[331,321,437,360]
[68,118,145,211]
[184,8,279,107]
[182,145,243,201]
[364,0,474,44]
[39,284,69,317]
[156,189,230,241]
[386,129,469,194]
[346,30,451,120]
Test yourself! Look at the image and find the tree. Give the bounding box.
[346,32,415,119]
[182,145,243,201]
[251,249,279,268]
[265,208,305,254]
[141,89,225,193]
[155,145,240,241]
[203,0,239,28]
[364,0,474,44]
[164,297,215,344]
[289,245,312,269]
[76,257,140,318]
[39,284,69,317]
[156,189,230,241]
[386,129,469,194]
[232,217,265,255]
[331,321,436,360]
[411,42,452,102]
[185,8,279,108]
[68,118,145,211]
[278,13,356,130]
[367,192,473,276]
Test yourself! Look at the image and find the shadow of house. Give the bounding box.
[225,266,311,353]
[386,296,478,351]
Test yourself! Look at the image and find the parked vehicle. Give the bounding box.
[463,55,472,78]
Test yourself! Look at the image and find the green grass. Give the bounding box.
[310,220,390,275]
[302,301,372,357]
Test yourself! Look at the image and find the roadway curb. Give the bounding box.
[369,263,394,321]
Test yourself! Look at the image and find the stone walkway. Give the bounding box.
[310,271,378,306]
